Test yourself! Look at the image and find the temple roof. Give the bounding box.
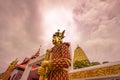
[16,48,41,70]
[16,64,38,71]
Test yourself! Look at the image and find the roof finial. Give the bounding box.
[37,45,41,54]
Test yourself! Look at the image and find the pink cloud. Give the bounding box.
[0,0,120,72]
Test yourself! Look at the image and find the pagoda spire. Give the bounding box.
[73,45,90,64]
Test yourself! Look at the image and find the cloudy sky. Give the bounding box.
[0,0,120,72]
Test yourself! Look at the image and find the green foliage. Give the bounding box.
[73,60,90,69]
[90,62,100,66]
[73,61,101,69]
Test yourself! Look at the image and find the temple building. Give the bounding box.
[9,49,41,80]
[73,45,90,63]
[1,45,120,80]
[73,45,90,69]
[0,58,18,80]
[70,45,120,80]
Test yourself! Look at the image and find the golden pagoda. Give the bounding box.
[73,45,90,69]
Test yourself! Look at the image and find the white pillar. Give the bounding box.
[20,64,31,80]
[20,54,45,80]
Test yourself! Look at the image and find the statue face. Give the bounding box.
[52,36,62,45]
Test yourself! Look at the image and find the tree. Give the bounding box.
[90,62,100,66]
[102,61,109,64]
[73,61,101,69]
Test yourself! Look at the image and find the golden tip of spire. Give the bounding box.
[76,44,80,49]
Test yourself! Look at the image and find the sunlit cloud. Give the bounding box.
[41,7,80,51]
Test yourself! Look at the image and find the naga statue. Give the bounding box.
[38,29,71,80]
[0,58,18,80]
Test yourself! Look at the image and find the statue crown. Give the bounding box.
[53,29,65,39]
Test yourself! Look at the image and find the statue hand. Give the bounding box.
[41,60,50,67]
[38,66,46,75]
